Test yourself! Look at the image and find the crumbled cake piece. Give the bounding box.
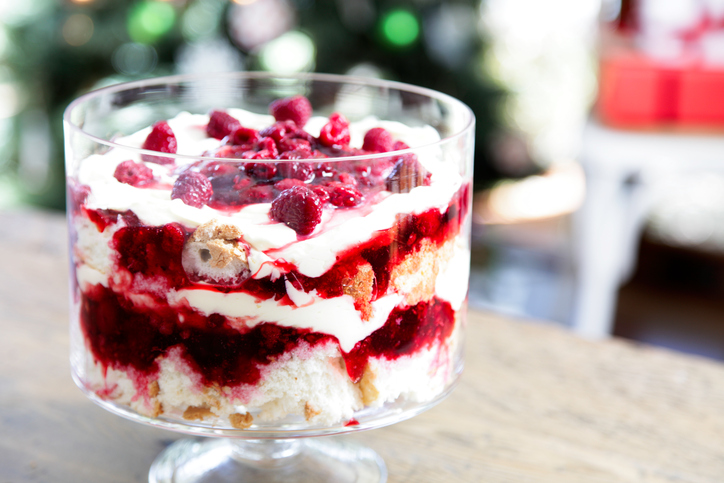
[229,412,254,429]
[390,239,454,306]
[183,405,215,421]
[148,380,160,398]
[342,262,375,321]
[182,219,251,285]
[304,402,321,421]
[359,365,380,406]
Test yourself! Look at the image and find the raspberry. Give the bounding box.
[318,113,350,148]
[385,157,430,193]
[278,149,312,160]
[114,160,154,186]
[245,162,277,180]
[232,174,253,190]
[260,121,298,143]
[239,185,275,203]
[311,185,330,204]
[172,171,213,208]
[338,172,357,186]
[326,182,363,208]
[393,140,410,150]
[362,127,394,152]
[269,95,312,127]
[142,121,177,164]
[207,110,241,139]
[270,185,323,236]
[278,137,312,153]
[314,163,337,179]
[231,126,260,145]
[210,144,255,159]
[197,160,241,178]
[278,161,314,181]
[274,178,305,191]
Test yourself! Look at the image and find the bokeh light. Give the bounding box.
[62,14,94,47]
[259,30,315,73]
[112,42,158,75]
[181,0,223,42]
[128,1,176,45]
[380,9,419,47]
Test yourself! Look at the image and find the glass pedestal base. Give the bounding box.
[149,438,387,483]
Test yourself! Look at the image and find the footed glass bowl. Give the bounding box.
[64,72,474,482]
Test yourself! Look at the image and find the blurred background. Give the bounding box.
[2,0,724,360]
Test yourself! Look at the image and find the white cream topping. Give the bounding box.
[78,110,461,279]
[168,288,403,353]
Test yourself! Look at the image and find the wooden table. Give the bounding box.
[2,210,724,483]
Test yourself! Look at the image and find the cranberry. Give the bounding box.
[114,160,154,186]
[362,127,394,152]
[269,95,312,127]
[172,171,213,208]
[231,126,260,145]
[142,121,177,164]
[326,182,363,208]
[270,185,323,235]
[207,110,241,139]
[245,162,277,180]
[278,161,314,181]
[318,113,350,148]
[385,157,431,193]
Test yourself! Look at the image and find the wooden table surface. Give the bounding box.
[2,209,724,483]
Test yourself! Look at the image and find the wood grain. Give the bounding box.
[1,210,723,482]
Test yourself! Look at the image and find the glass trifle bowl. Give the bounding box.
[64,72,474,482]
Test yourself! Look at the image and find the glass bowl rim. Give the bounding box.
[63,71,475,164]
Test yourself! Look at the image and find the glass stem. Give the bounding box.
[229,439,304,469]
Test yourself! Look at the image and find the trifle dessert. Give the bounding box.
[67,88,472,430]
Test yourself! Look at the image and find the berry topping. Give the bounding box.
[327,182,363,208]
[142,121,177,164]
[207,110,241,139]
[386,156,431,193]
[274,178,306,191]
[270,185,323,236]
[239,185,275,203]
[278,137,312,153]
[260,121,298,143]
[172,171,213,208]
[114,160,154,187]
[269,95,312,127]
[311,185,330,204]
[278,161,314,181]
[231,126,261,145]
[245,162,277,180]
[318,113,350,148]
[362,128,394,152]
